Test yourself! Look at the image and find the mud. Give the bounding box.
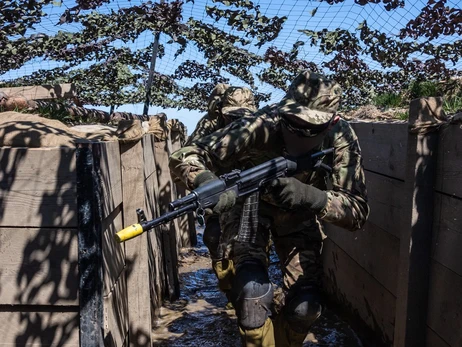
[152,229,363,346]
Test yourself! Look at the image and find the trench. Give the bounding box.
[152,227,364,346]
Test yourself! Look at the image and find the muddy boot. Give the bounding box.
[273,314,308,347]
[239,317,275,347]
[224,290,234,310]
[212,259,235,308]
[213,259,235,291]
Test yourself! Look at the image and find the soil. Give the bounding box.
[152,227,364,347]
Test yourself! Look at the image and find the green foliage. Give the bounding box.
[396,111,409,121]
[443,96,462,114]
[373,93,403,109]
[36,101,76,123]
[408,81,440,99]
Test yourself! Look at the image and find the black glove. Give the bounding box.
[264,177,328,213]
[193,170,237,214]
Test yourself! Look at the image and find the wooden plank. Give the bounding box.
[365,171,406,239]
[435,124,462,198]
[0,309,79,346]
[165,135,182,252]
[0,84,76,100]
[432,193,462,277]
[394,98,440,347]
[142,134,156,179]
[322,239,396,346]
[144,173,164,319]
[0,147,77,227]
[101,207,125,297]
[154,139,180,301]
[350,122,408,180]
[103,268,129,347]
[426,261,462,347]
[0,227,78,305]
[76,144,104,346]
[99,141,123,220]
[426,327,450,347]
[324,222,399,296]
[120,141,152,346]
[169,129,195,248]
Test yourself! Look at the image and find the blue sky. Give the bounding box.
[2,0,460,134]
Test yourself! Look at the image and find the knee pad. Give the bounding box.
[283,288,322,333]
[232,261,274,330]
[203,216,221,259]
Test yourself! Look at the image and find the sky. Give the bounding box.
[2,0,460,134]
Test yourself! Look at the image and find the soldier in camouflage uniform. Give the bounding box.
[186,83,257,145]
[169,71,369,346]
[180,83,258,297]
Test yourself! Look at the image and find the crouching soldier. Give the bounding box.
[170,71,370,346]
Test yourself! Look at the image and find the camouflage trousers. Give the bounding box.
[217,200,324,291]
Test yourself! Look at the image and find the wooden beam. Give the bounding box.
[76,143,105,347]
[120,139,153,347]
[394,98,442,347]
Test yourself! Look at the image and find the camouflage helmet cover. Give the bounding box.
[207,83,230,119]
[278,70,342,126]
[221,86,257,119]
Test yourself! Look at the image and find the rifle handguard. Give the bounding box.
[115,224,144,243]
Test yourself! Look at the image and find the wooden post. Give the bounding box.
[120,140,152,346]
[76,144,104,347]
[142,134,165,321]
[169,121,196,248]
[154,137,180,301]
[393,98,444,347]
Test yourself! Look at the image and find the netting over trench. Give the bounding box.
[1,0,461,110]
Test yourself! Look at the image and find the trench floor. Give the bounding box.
[152,230,363,347]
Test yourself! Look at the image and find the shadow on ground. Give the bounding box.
[152,230,364,347]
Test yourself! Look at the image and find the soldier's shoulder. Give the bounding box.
[329,117,359,144]
[253,103,279,117]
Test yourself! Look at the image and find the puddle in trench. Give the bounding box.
[152,230,363,347]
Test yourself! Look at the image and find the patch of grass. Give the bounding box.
[443,96,462,115]
[396,111,409,121]
[373,93,403,109]
[408,81,440,99]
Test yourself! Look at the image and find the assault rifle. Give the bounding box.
[115,148,334,243]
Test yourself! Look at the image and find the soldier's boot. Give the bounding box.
[273,314,308,347]
[273,290,322,347]
[239,317,275,347]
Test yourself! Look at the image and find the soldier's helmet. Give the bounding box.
[221,86,257,120]
[207,83,230,119]
[278,71,342,136]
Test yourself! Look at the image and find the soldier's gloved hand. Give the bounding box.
[193,170,219,188]
[212,190,237,214]
[265,177,328,213]
[193,170,237,214]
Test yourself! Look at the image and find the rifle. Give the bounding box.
[115,147,334,243]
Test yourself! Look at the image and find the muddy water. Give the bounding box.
[152,229,363,347]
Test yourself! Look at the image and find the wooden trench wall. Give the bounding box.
[2,97,462,347]
[322,98,462,347]
[0,125,194,346]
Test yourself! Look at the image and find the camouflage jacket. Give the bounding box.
[169,106,370,234]
[185,113,227,146]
